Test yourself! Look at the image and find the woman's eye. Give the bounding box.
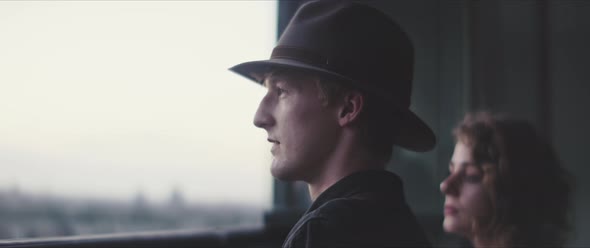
[276,87,286,96]
[464,174,483,183]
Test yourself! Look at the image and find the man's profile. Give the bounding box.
[230,1,436,247]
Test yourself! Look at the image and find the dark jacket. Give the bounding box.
[282,170,431,248]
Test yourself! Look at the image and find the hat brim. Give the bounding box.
[229,59,436,152]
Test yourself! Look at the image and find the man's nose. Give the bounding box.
[253,94,274,129]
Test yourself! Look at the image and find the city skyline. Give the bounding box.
[0,1,277,208]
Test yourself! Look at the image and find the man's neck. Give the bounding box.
[306,142,387,201]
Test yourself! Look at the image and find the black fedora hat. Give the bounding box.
[230,0,435,152]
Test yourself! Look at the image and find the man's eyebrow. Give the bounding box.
[262,77,277,87]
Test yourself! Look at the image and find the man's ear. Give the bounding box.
[338,91,364,127]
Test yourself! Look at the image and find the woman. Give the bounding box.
[440,112,572,247]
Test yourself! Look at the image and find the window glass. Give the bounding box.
[0,1,276,239]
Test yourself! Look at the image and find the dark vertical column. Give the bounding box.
[537,0,552,139]
[265,1,310,238]
[467,0,547,128]
[273,0,313,211]
[272,0,301,211]
[548,1,590,246]
[467,0,505,111]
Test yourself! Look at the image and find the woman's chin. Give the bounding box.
[442,217,465,236]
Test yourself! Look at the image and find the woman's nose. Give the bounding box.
[440,180,448,193]
[440,174,459,196]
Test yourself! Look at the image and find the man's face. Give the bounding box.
[253,72,340,182]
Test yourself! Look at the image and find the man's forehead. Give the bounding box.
[258,69,317,86]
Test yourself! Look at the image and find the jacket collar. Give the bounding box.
[307,169,406,214]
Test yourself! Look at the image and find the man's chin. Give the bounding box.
[270,162,300,181]
[270,169,295,181]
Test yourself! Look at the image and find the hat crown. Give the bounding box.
[275,0,414,108]
[228,0,436,152]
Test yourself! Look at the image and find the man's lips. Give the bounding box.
[268,139,279,155]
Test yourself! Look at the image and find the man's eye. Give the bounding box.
[276,87,286,96]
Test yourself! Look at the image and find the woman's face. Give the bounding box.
[440,141,492,239]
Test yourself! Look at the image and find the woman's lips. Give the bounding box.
[444,206,458,216]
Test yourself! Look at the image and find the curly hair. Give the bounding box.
[453,112,573,247]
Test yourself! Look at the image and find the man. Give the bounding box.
[230,1,435,247]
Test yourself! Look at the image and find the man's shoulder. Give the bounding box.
[317,195,429,243]
[284,197,431,247]
[312,193,402,221]
[294,196,388,234]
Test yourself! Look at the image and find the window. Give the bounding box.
[0,1,276,239]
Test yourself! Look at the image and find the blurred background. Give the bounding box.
[0,0,588,247]
[0,0,275,240]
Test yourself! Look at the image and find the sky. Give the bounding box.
[0,1,277,208]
